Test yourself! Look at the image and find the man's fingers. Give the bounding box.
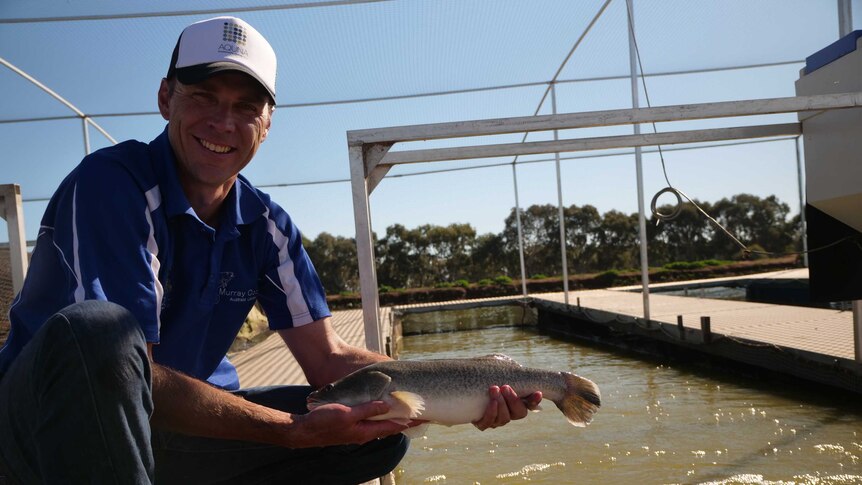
[350,400,391,420]
[500,385,529,420]
[495,385,513,423]
[473,386,544,431]
[525,391,543,410]
[472,386,500,431]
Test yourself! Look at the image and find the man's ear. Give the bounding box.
[157,78,171,121]
[260,111,272,143]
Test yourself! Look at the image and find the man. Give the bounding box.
[0,17,540,484]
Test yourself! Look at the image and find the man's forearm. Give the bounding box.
[278,320,392,390]
[149,363,296,446]
[306,342,391,389]
[149,362,408,449]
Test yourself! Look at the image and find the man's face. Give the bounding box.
[157,71,273,195]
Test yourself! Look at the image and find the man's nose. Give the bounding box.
[207,103,237,132]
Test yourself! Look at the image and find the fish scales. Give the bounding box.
[378,358,568,402]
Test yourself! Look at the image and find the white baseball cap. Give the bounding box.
[166,17,277,102]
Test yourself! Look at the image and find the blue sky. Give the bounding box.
[1,0,860,244]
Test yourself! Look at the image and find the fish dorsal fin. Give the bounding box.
[365,371,393,400]
[389,391,426,419]
[477,354,522,366]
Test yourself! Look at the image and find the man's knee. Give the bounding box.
[36,300,151,396]
[0,300,154,484]
[53,300,144,340]
[47,300,146,352]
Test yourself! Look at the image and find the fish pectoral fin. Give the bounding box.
[389,391,426,419]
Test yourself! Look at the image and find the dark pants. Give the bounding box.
[0,301,408,484]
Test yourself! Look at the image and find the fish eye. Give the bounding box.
[323,384,334,392]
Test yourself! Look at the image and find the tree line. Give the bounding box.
[303,193,801,294]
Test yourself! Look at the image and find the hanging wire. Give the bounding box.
[0,0,393,23]
[510,0,614,168]
[623,0,860,259]
[0,60,803,125]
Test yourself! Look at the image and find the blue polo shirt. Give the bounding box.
[0,127,331,389]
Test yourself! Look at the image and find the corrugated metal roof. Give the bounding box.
[233,308,392,387]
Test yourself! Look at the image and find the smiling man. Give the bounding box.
[0,17,539,484]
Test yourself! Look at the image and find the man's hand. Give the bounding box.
[472,386,542,431]
[289,401,408,448]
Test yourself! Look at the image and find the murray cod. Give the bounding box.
[306,354,600,429]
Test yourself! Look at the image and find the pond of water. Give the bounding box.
[393,308,862,484]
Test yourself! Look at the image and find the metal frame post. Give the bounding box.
[349,144,383,353]
[0,184,28,294]
[854,300,862,362]
[838,0,853,37]
[511,163,528,298]
[82,117,91,155]
[795,137,809,267]
[627,0,651,324]
[551,83,570,304]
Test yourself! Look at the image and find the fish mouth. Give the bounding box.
[306,394,322,410]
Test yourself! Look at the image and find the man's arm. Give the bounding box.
[147,344,407,448]
[279,317,542,429]
[277,317,389,389]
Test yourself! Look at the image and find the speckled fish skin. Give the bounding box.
[306,354,601,427]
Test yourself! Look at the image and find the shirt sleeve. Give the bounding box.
[49,153,163,342]
[255,202,330,329]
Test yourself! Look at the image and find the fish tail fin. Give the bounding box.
[555,373,601,427]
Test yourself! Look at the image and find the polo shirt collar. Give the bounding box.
[149,127,194,219]
[234,175,268,226]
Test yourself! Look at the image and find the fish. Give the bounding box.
[306,354,600,429]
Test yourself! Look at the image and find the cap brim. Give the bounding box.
[176,62,275,102]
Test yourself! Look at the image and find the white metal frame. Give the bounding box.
[626,0,651,324]
[0,184,28,294]
[348,92,862,354]
[0,56,116,156]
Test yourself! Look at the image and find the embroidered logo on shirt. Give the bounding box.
[217,271,258,303]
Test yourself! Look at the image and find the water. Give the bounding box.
[393,311,862,484]
[649,285,747,301]
[398,304,535,335]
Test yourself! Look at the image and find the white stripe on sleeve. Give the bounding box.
[71,183,85,302]
[264,209,313,324]
[144,186,164,334]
